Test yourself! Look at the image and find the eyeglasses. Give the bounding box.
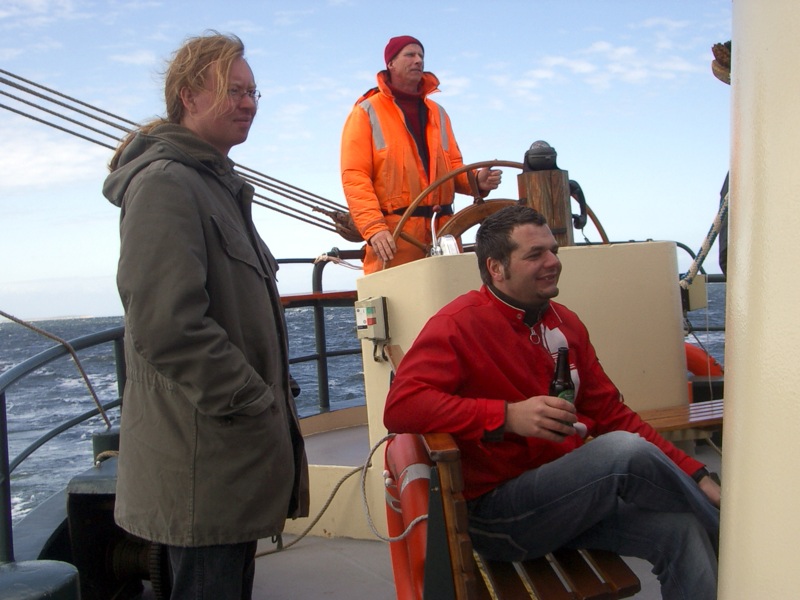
[227,88,261,104]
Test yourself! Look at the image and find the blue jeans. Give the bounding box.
[467,431,719,600]
[167,540,258,600]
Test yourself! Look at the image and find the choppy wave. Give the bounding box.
[1,308,363,523]
[685,282,726,364]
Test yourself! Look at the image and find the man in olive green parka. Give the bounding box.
[103,33,309,599]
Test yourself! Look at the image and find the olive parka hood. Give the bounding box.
[104,123,309,546]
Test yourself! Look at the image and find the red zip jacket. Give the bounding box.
[384,286,703,500]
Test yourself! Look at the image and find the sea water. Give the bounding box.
[685,281,726,364]
[0,307,363,524]
[0,284,725,525]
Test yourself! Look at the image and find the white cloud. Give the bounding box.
[293,77,351,98]
[0,276,122,320]
[570,37,704,89]
[108,49,157,66]
[487,97,506,111]
[219,19,265,36]
[638,17,689,32]
[0,47,22,60]
[585,42,638,62]
[657,56,701,75]
[273,9,316,28]
[441,75,470,97]
[0,0,87,27]
[606,62,649,84]
[0,121,110,191]
[541,56,595,75]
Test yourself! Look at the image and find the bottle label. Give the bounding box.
[557,390,575,404]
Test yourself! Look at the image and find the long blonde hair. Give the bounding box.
[109,31,245,171]
[164,31,245,124]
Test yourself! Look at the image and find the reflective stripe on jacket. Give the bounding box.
[341,71,473,273]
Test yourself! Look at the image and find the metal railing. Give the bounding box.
[0,327,125,562]
[0,250,364,563]
[0,244,726,563]
[278,250,362,410]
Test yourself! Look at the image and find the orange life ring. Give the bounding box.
[685,343,724,377]
[685,343,724,402]
[384,433,433,600]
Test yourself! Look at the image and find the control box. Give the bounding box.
[355,296,388,341]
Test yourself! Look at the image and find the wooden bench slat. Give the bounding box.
[517,557,578,600]
[478,556,546,600]
[469,573,495,600]
[551,549,614,600]
[584,550,642,597]
[639,399,723,433]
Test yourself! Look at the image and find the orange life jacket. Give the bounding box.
[341,71,473,274]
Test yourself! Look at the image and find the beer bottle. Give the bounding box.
[549,347,575,404]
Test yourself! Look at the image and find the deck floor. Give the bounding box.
[304,423,371,466]
[142,440,720,599]
[252,439,721,599]
[253,534,395,599]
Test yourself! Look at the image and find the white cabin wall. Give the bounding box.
[719,1,800,596]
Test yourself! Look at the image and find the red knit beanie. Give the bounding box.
[384,35,424,66]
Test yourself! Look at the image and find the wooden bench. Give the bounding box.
[638,398,723,447]
[384,432,641,600]
[382,339,723,598]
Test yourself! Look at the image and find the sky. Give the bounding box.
[0,0,732,320]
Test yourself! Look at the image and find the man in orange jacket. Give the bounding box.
[341,35,502,274]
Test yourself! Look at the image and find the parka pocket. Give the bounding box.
[231,376,277,417]
[211,214,267,277]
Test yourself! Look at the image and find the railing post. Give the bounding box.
[282,249,364,414]
[312,305,330,411]
[312,256,332,411]
[0,391,15,563]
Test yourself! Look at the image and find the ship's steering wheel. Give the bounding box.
[388,160,524,263]
[388,159,608,266]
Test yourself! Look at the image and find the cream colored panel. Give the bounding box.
[557,241,688,412]
[357,243,687,449]
[356,254,481,448]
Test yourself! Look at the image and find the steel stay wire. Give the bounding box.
[0,69,350,233]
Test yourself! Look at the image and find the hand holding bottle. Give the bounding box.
[505,395,577,441]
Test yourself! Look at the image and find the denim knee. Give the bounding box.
[595,429,650,450]
[592,431,662,466]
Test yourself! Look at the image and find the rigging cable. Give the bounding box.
[0,68,353,236]
[680,190,729,289]
[0,309,111,429]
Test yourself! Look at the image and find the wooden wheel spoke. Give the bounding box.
[384,158,607,269]
[437,200,519,239]
[387,160,525,268]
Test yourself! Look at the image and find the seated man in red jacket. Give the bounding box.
[384,204,721,600]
